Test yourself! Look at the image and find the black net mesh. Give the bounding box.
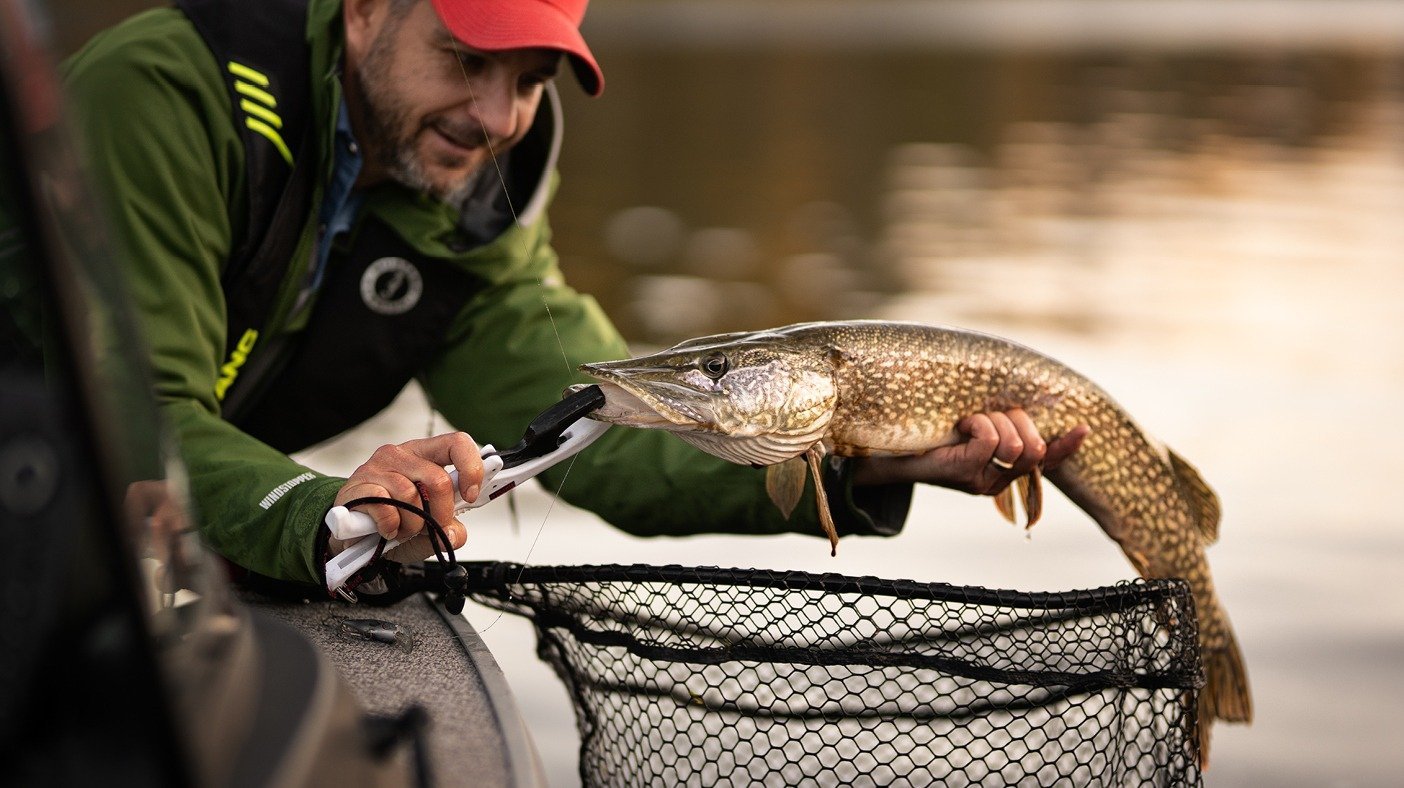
[463,563,1203,787]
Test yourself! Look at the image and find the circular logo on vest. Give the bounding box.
[360,257,424,316]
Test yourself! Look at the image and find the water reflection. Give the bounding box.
[557,50,1403,354]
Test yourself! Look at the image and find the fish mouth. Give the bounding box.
[570,367,712,431]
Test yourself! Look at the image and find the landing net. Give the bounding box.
[463,562,1202,787]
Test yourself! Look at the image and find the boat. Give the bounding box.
[0,4,545,783]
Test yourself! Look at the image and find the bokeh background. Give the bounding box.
[47,1,1404,785]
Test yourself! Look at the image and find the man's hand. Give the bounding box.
[328,432,485,563]
[850,409,1089,495]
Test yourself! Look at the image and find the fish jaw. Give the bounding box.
[577,335,840,466]
[569,379,701,430]
[581,380,827,464]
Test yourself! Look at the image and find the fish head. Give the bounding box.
[576,330,838,465]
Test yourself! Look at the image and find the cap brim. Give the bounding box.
[430,0,604,96]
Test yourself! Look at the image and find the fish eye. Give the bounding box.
[701,353,729,379]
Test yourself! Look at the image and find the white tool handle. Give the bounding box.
[324,452,507,541]
[321,419,610,593]
[324,532,401,591]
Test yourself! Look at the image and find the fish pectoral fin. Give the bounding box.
[765,457,809,520]
[1019,465,1044,529]
[805,446,840,556]
[1169,448,1221,543]
[993,487,1017,525]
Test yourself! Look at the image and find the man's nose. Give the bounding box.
[466,73,519,141]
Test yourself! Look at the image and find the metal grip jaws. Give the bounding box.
[494,384,606,468]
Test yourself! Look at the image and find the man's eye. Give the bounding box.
[452,51,486,74]
[518,74,550,92]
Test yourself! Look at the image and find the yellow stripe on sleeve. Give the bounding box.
[234,80,277,108]
[226,61,270,87]
[239,98,283,129]
[245,118,294,165]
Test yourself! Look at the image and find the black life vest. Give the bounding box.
[177,0,551,453]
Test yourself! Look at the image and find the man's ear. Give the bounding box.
[343,0,389,61]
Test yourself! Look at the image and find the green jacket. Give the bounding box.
[60,0,910,584]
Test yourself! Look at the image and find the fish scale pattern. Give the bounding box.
[464,562,1203,787]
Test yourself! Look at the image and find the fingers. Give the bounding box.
[326,513,467,562]
[384,516,468,563]
[445,434,485,504]
[958,413,1000,468]
[998,409,1047,478]
[852,409,1085,498]
[336,476,417,541]
[335,432,482,542]
[397,430,485,507]
[1045,424,1090,470]
[959,409,1044,494]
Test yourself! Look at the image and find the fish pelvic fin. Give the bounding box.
[1196,628,1254,769]
[765,456,808,520]
[805,446,839,556]
[1019,465,1044,528]
[993,467,1044,529]
[1170,448,1221,544]
[993,487,1017,525]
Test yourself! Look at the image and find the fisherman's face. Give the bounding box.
[344,0,559,203]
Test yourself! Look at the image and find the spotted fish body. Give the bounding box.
[579,320,1250,764]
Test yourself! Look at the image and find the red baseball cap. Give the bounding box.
[429,0,604,96]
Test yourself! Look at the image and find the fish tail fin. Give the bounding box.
[1205,628,1254,722]
[1196,628,1254,769]
[1194,693,1213,770]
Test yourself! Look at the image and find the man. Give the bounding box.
[61,0,1085,588]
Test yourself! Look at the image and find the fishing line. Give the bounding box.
[448,39,581,625]
[476,451,583,633]
[450,44,572,376]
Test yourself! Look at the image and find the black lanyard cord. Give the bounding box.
[340,491,468,612]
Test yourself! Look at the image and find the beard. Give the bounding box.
[354,29,486,205]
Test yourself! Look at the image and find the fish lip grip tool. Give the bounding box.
[323,385,610,595]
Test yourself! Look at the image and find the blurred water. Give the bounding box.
[264,4,1404,786]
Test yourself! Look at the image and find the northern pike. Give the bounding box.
[575,320,1250,765]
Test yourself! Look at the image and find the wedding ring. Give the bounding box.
[989,457,1016,471]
